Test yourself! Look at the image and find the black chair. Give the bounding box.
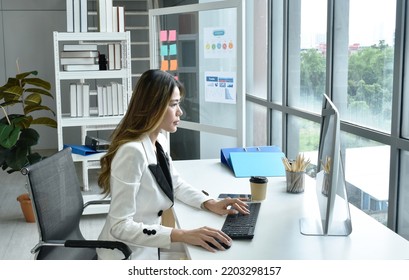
[21,147,131,260]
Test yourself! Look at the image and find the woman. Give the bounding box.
[97,69,249,260]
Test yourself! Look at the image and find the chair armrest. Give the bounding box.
[31,240,132,260]
[65,240,132,260]
[83,199,110,210]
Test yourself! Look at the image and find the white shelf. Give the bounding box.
[54,31,132,194]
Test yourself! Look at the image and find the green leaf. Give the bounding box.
[16,71,38,80]
[3,85,24,97]
[24,93,41,106]
[0,123,20,148]
[23,78,51,90]
[18,128,39,147]
[6,145,29,171]
[31,117,57,128]
[24,104,55,116]
[24,87,54,98]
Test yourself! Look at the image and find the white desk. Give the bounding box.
[172,159,409,260]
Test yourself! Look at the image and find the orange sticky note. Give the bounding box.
[160,60,169,71]
[170,59,178,71]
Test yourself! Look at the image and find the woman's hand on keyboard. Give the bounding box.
[203,198,250,216]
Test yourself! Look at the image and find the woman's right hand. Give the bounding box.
[171,227,232,252]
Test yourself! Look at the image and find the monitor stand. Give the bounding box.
[299,218,352,236]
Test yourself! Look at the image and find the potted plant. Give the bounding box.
[0,68,57,222]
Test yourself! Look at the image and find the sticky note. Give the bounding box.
[168,30,177,41]
[160,30,167,42]
[169,44,177,55]
[170,59,178,71]
[160,60,169,71]
[160,45,168,56]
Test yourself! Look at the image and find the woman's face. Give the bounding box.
[158,87,183,133]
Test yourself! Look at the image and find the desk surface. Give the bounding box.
[172,159,409,260]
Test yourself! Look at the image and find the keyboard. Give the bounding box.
[221,202,261,239]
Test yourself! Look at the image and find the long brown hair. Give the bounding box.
[98,69,185,195]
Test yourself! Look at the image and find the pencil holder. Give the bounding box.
[285,170,305,193]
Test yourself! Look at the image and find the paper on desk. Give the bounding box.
[229,151,286,177]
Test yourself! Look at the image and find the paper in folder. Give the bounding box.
[220,146,286,178]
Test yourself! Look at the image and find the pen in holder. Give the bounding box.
[282,154,310,194]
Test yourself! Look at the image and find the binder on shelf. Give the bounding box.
[118,6,125,32]
[64,144,101,156]
[97,85,104,116]
[111,82,118,115]
[220,146,285,178]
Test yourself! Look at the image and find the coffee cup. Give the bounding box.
[249,176,268,201]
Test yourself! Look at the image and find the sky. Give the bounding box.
[300,0,396,48]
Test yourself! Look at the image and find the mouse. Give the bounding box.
[206,239,231,250]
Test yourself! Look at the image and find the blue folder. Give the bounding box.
[63,144,101,156]
[220,146,285,177]
[229,151,286,178]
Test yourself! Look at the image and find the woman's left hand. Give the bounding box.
[203,198,250,216]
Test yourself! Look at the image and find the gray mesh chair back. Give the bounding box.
[22,147,131,260]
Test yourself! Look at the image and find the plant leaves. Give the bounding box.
[24,105,56,116]
[17,128,39,147]
[0,123,20,148]
[31,117,57,128]
[24,93,41,106]
[24,87,54,98]
[3,85,24,97]
[23,78,51,90]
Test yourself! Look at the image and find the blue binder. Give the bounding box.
[220,146,285,177]
[63,144,101,156]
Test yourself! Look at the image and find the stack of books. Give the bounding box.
[61,44,100,71]
[66,0,88,32]
[70,82,91,117]
[98,0,125,32]
[97,82,127,116]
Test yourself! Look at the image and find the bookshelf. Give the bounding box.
[53,31,132,199]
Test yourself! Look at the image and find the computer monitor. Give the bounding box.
[300,94,352,236]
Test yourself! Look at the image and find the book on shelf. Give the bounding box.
[97,85,104,116]
[60,57,97,65]
[107,85,113,116]
[61,51,99,58]
[117,83,124,115]
[76,83,83,117]
[103,86,108,116]
[80,0,88,32]
[66,0,74,32]
[73,0,81,32]
[105,0,113,32]
[111,82,118,115]
[112,6,118,32]
[108,44,115,70]
[70,83,77,117]
[63,44,98,51]
[118,6,125,32]
[63,64,100,71]
[114,43,121,69]
[82,83,90,117]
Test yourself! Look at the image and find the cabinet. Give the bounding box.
[53,32,132,204]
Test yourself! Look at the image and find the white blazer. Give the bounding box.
[97,133,210,260]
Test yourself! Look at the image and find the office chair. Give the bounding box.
[21,147,132,260]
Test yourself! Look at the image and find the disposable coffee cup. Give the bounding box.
[249,176,268,201]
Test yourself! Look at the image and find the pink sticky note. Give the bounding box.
[168,30,177,41]
[160,30,168,42]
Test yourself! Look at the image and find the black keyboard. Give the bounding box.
[221,202,261,239]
